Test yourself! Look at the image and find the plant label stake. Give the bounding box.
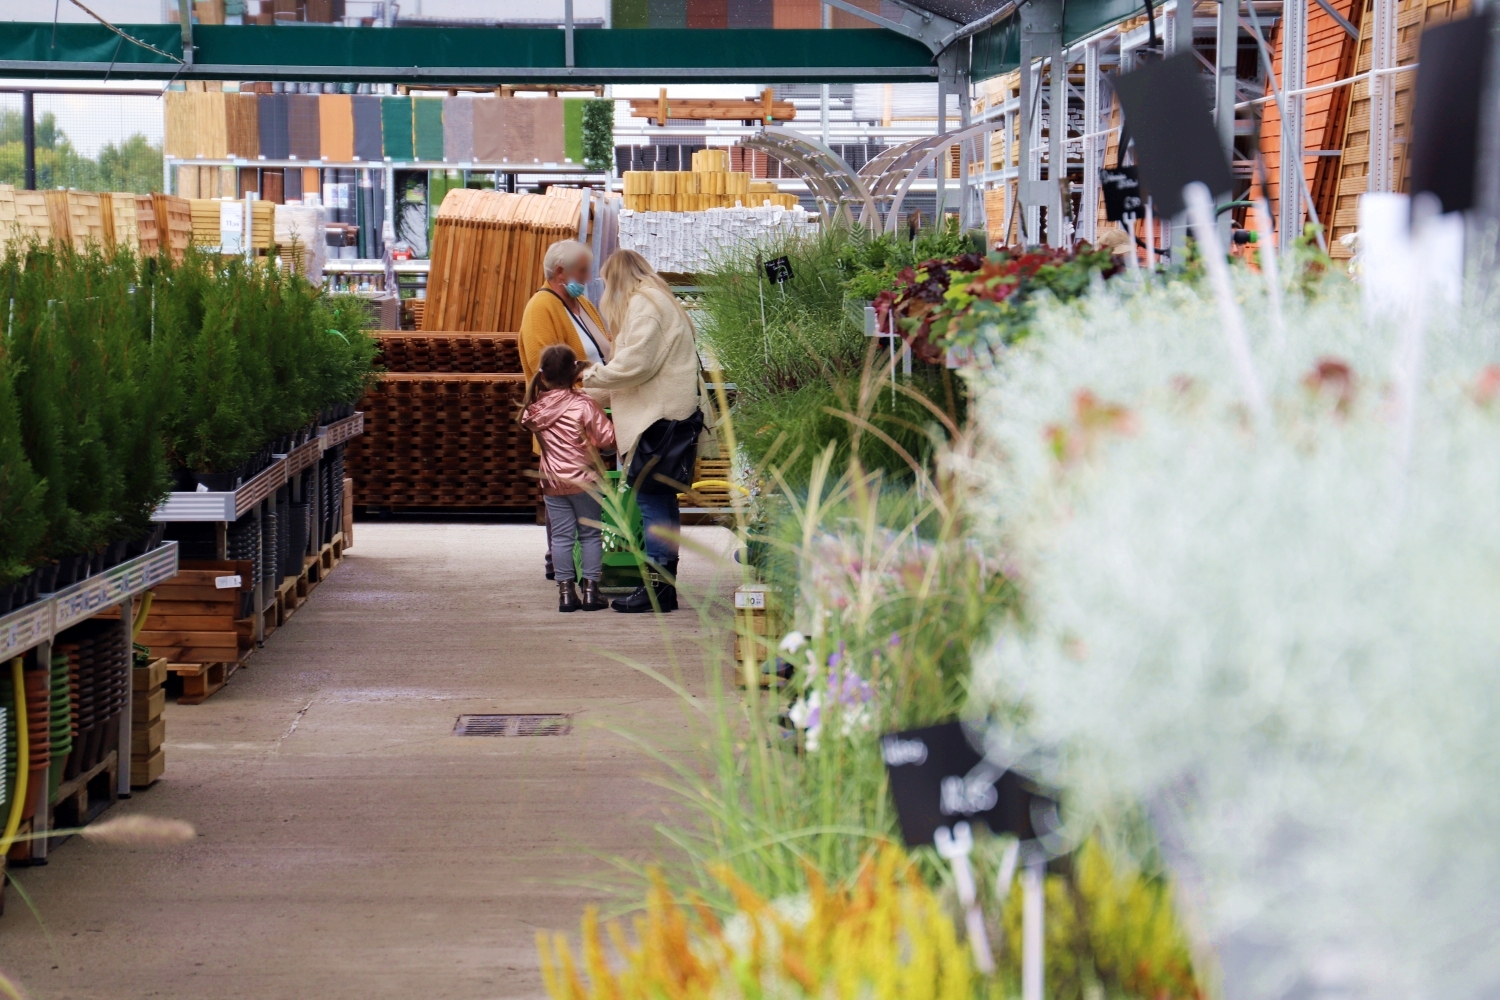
[934,821,995,974]
[763,255,793,286]
[1022,846,1045,1000]
[881,722,1062,977]
[1185,182,1269,427]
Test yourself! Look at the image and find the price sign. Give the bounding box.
[763,255,793,285]
[1100,166,1144,222]
[880,721,1050,847]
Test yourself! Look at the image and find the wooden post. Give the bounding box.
[762,87,774,123]
[658,88,668,126]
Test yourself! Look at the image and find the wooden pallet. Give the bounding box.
[50,751,118,831]
[170,660,235,705]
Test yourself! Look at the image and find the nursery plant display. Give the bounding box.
[965,258,1500,998]
[0,242,377,610]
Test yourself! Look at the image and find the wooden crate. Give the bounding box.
[130,656,168,787]
[137,560,254,667]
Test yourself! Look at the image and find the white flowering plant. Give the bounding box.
[965,264,1500,1000]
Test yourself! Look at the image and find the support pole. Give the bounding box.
[117,598,133,798]
[1080,40,1101,244]
[1018,0,1063,244]
[958,68,972,230]
[564,0,575,68]
[1216,0,1239,241]
[936,77,948,224]
[1021,850,1045,1000]
[1045,36,1066,245]
[21,91,35,191]
[1280,0,1309,251]
[821,2,831,147]
[29,640,51,862]
[1170,0,1194,263]
[1368,0,1397,195]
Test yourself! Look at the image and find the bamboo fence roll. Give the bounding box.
[423,187,589,333]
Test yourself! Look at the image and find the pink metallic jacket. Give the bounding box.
[521,388,617,496]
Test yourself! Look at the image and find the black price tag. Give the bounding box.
[1112,53,1234,218]
[880,722,1046,848]
[1100,165,1144,222]
[1408,10,1492,215]
[763,255,793,284]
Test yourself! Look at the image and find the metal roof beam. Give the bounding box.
[820,0,963,54]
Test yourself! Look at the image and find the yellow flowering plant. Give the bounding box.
[538,849,973,1000]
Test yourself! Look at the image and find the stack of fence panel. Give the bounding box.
[346,331,537,510]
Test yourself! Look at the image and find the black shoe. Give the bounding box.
[558,580,580,612]
[545,550,555,581]
[611,561,677,613]
[579,579,608,611]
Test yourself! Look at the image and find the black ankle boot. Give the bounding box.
[579,579,608,611]
[558,580,580,612]
[611,560,678,614]
[545,550,555,581]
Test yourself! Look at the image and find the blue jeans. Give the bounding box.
[634,492,680,568]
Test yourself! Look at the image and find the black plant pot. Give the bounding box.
[36,562,58,595]
[56,554,83,588]
[108,539,129,567]
[0,583,15,615]
[172,466,198,491]
[89,549,105,576]
[150,524,167,551]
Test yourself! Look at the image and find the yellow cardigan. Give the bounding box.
[518,288,610,380]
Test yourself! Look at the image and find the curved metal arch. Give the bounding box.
[880,121,998,234]
[736,129,879,229]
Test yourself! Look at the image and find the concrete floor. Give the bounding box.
[0,521,738,1000]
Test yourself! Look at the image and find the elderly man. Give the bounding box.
[519,239,611,380]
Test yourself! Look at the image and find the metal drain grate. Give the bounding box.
[453,713,573,737]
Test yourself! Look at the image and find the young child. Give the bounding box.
[520,344,617,612]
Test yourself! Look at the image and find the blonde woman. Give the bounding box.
[584,249,703,614]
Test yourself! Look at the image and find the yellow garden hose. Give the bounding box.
[690,479,751,496]
[0,656,28,859]
[132,592,154,640]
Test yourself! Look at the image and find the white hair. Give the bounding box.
[543,239,592,278]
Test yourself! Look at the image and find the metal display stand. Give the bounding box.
[151,414,364,646]
[0,542,181,859]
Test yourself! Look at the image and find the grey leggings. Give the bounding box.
[544,493,603,583]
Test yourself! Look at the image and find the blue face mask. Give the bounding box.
[564,280,587,298]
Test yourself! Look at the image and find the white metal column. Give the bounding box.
[1080,40,1102,244]
[937,78,948,222]
[1368,0,1398,194]
[1280,0,1309,252]
[1216,0,1239,240]
[1046,40,1067,245]
[821,2,831,146]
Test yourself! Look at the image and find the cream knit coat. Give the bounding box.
[582,285,701,463]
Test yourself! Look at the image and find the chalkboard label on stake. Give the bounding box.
[880,721,1046,847]
[1112,52,1234,218]
[763,255,793,285]
[1100,166,1144,222]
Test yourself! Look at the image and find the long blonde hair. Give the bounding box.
[599,249,692,335]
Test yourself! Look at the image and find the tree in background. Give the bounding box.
[0,109,162,193]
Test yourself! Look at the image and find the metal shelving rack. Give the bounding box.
[152,413,364,645]
[0,542,181,858]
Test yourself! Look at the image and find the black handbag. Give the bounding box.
[628,409,706,495]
